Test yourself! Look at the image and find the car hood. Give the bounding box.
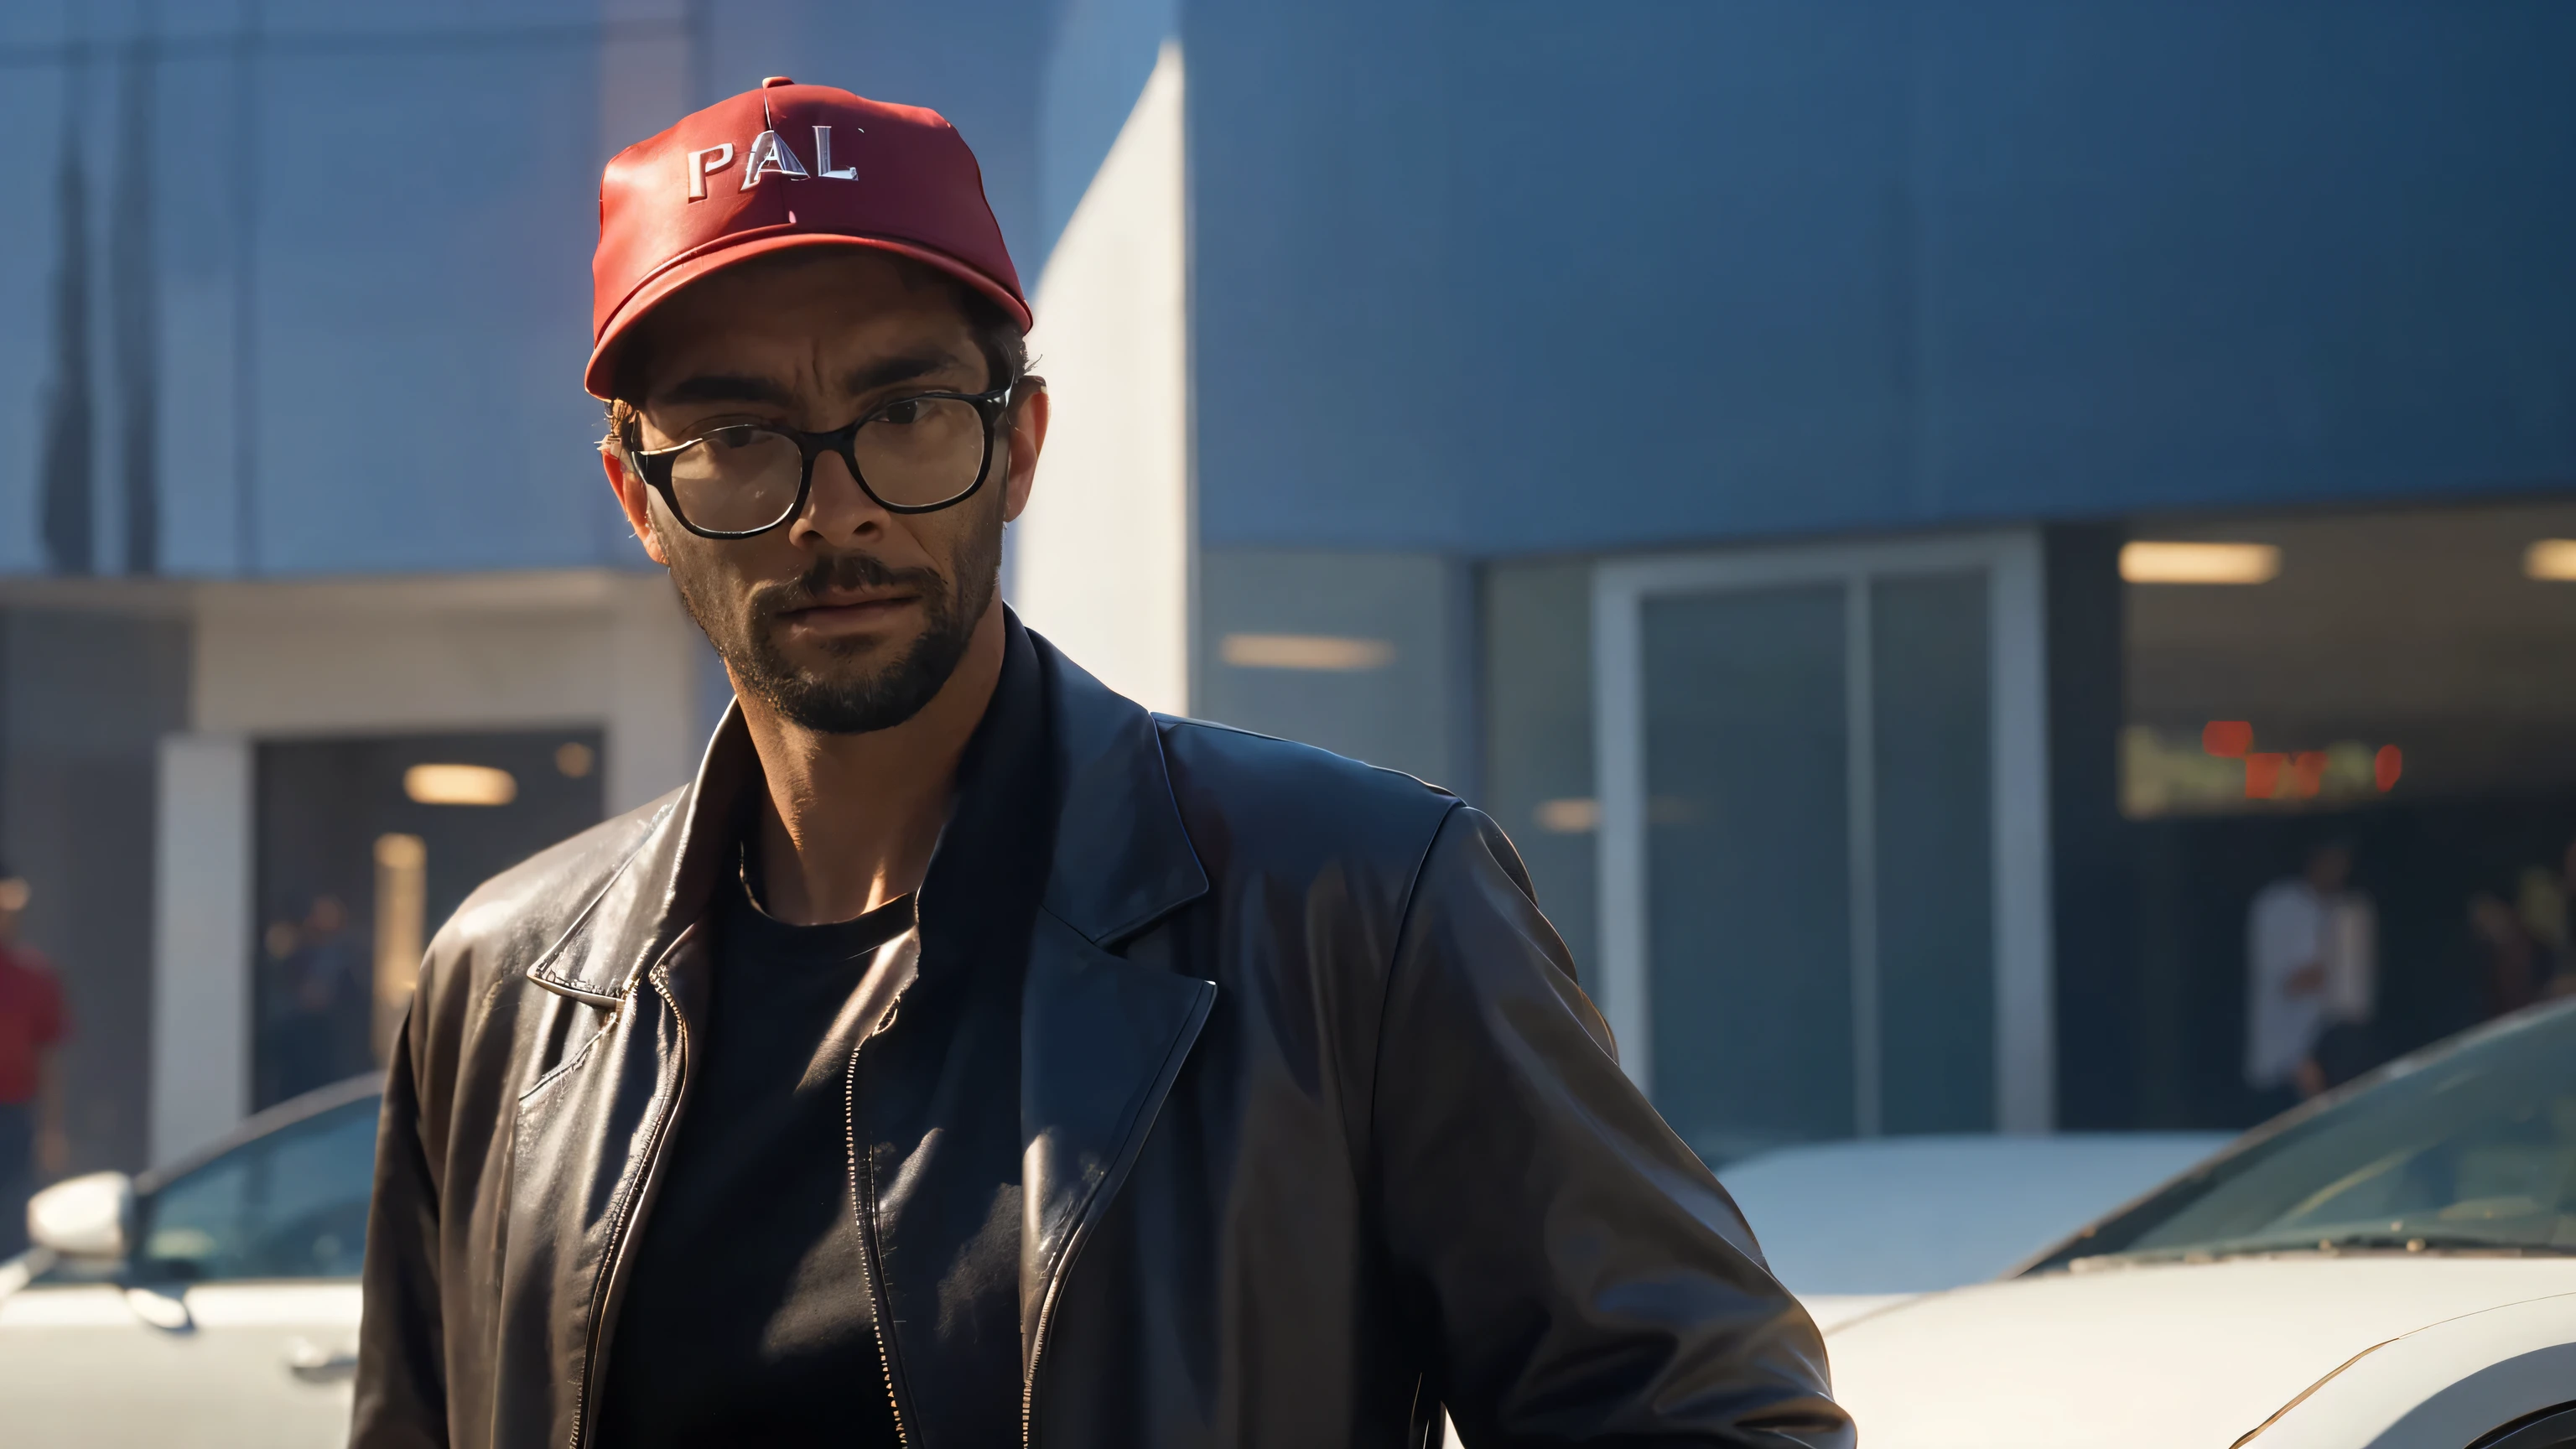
[1826,1256,2576,1449]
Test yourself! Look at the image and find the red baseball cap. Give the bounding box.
[585,76,1030,400]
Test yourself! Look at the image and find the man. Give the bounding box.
[355,78,1846,1449]
[2245,839,2376,1115]
[0,870,70,1257]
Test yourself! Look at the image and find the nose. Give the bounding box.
[789,446,893,545]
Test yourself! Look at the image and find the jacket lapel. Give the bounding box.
[1017,915,1215,1362]
[525,704,752,1005]
[504,710,742,1448]
[1015,631,1216,1369]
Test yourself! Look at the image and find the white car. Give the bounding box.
[0,1076,379,1449]
[1830,1000,2576,1448]
[1717,1130,2234,1329]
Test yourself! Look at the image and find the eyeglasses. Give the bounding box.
[620,386,1015,539]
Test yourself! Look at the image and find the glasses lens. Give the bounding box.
[850,397,988,508]
[667,427,804,533]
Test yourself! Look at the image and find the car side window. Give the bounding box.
[135,1096,380,1283]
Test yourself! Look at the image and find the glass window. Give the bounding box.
[136,1095,381,1283]
[1480,561,1597,982]
[1194,548,1469,792]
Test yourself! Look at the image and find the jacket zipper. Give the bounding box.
[569,975,693,1449]
[845,994,917,1448]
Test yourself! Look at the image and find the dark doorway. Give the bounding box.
[253,730,605,1109]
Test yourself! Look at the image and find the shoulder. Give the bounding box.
[1157,715,1459,842]
[1152,715,1466,905]
[419,787,683,1001]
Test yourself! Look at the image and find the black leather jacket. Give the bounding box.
[353,621,1852,1449]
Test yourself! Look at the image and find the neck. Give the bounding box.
[735,602,1007,925]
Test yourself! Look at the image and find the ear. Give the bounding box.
[601,444,673,567]
[1000,382,1050,525]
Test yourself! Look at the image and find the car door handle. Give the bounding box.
[122,1285,193,1332]
[284,1337,360,1383]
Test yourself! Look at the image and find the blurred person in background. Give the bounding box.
[2540,838,2576,997]
[270,895,371,1099]
[352,78,1846,1449]
[2456,838,2576,1030]
[0,869,70,1257]
[2467,890,2543,1021]
[2245,839,2376,1115]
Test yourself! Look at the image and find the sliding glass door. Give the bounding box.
[1592,535,2050,1163]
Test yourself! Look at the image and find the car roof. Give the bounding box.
[135,1073,382,1195]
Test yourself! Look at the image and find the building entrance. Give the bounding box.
[2119,501,2576,1127]
[252,730,604,1109]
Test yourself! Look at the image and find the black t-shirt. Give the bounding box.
[594,878,918,1449]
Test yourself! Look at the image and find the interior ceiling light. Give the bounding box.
[1535,798,1601,834]
[1218,633,1396,671]
[2120,541,2282,584]
[404,763,518,807]
[2524,539,2576,580]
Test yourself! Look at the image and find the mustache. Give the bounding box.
[753,552,948,615]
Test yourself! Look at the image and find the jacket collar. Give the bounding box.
[524,610,1208,1002]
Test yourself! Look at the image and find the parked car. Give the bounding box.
[0,1075,380,1449]
[1717,1130,2234,1329]
[1829,999,2576,1448]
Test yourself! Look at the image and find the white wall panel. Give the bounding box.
[151,735,252,1167]
[1012,42,1192,714]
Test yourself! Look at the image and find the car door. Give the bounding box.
[0,1091,379,1449]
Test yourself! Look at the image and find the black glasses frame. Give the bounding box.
[621,385,1015,539]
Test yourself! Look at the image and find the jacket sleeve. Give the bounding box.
[351,995,451,1449]
[1372,805,1853,1448]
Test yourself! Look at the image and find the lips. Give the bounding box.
[776,589,921,630]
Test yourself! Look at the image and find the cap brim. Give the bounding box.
[584,230,1033,400]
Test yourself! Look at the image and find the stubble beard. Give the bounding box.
[672,505,1002,736]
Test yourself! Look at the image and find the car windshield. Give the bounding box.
[2028,1000,2576,1271]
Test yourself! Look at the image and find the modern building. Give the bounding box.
[5,1,2573,1176]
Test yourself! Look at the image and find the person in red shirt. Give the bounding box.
[0,870,70,1257]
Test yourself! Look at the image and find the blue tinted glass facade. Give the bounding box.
[1187,1,2576,554]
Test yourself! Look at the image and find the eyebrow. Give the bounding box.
[841,350,980,397]
[648,350,980,413]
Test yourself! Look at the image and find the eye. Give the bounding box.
[878,397,927,425]
[699,424,771,452]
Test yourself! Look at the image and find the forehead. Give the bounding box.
[626,249,981,398]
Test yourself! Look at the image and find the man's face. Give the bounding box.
[607,251,1040,735]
